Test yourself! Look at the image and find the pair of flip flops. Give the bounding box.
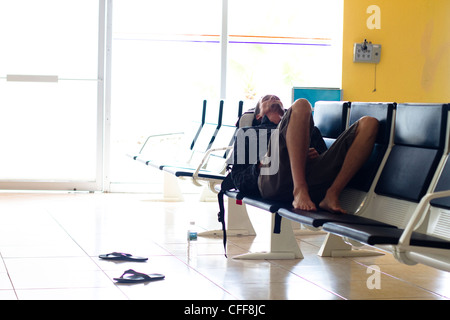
[99,252,165,283]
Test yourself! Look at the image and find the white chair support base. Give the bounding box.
[233,252,299,260]
[232,214,304,260]
[318,233,384,257]
[198,229,254,237]
[199,185,218,202]
[198,197,256,237]
[163,172,184,202]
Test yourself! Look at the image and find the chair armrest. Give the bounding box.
[398,189,450,247]
[138,131,184,154]
[192,146,233,186]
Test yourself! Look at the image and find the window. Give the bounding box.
[0,0,100,189]
[227,0,343,103]
[109,0,343,191]
[0,1,343,191]
[110,0,221,186]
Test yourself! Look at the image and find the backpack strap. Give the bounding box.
[217,172,235,258]
[217,189,227,258]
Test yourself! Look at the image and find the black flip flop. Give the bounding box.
[113,269,165,283]
[99,252,148,262]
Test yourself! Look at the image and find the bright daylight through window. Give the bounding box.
[0,0,99,189]
[110,0,343,191]
[0,0,343,191]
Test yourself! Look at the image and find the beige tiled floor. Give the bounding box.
[0,191,449,300]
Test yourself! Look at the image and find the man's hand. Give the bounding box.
[307,148,319,160]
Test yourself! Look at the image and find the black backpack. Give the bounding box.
[217,124,277,257]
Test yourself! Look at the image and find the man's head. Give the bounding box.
[255,95,284,123]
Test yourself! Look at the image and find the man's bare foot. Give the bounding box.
[319,193,347,214]
[292,188,317,211]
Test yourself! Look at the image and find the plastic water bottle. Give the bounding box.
[187,221,198,241]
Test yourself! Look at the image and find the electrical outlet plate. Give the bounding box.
[353,43,381,63]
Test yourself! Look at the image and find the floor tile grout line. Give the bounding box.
[47,210,131,300]
[0,251,19,299]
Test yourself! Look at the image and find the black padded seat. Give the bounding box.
[323,223,450,249]
[277,207,397,229]
[243,196,290,213]
[224,189,243,200]
[313,101,349,138]
[394,103,448,149]
[374,103,448,202]
[313,101,349,148]
[375,146,442,202]
[162,166,226,180]
[147,161,166,170]
[346,102,395,192]
[348,102,394,146]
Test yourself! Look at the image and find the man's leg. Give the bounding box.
[319,116,379,213]
[285,99,317,211]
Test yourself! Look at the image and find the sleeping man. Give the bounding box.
[235,95,379,214]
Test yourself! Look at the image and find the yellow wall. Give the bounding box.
[342,0,450,103]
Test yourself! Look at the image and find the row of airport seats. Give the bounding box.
[128,99,246,201]
[223,100,450,273]
[129,98,450,273]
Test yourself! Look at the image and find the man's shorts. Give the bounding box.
[258,107,358,205]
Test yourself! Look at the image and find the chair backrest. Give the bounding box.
[347,102,395,192]
[201,100,245,173]
[375,103,449,202]
[209,100,243,157]
[192,100,224,153]
[188,99,207,150]
[205,101,244,172]
[313,101,350,148]
[136,99,206,162]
